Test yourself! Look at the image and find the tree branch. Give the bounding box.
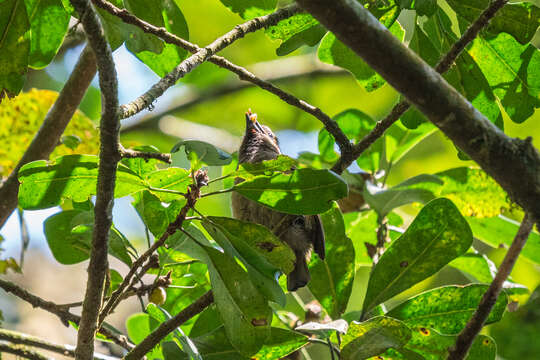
[0,45,97,228]
[0,279,133,351]
[298,0,540,224]
[331,0,510,173]
[123,290,214,360]
[0,343,49,360]
[69,0,119,359]
[0,329,116,360]
[91,0,351,155]
[447,214,535,360]
[118,4,300,118]
[119,145,171,164]
[122,56,344,134]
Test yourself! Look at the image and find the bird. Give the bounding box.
[231,109,325,291]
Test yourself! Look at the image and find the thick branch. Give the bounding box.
[0,45,97,228]
[447,214,535,359]
[69,0,119,359]
[298,0,540,223]
[92,0,351,154]
[0,279,132,350]
[0,329,116,360]
[331,0,509,173]
[123,290,214,360]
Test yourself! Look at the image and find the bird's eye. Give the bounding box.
[293,216,305,227]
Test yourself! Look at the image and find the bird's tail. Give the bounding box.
[287,252,310,291]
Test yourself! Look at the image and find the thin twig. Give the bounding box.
[0,45,97,228]
[0,329,116,360]
[119,145,171,163]
[123,290,214,360]
[0,343,50,360]
[91,0,351,155]
[117,3,301,119]
[69,0,119,358]
[99,175,206,324]
[0,279,133,350]
[447,214,535,360]
[330,0,510,174]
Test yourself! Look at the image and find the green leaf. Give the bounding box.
[363,198,473,313]
[44,209,133,266]
[363,175,442,217]
[296,319,348,338]
[468,33,540,123]
[231,155,297,180]
[467,216,540,265]
[340,316,411,360]
[308,203,355,319]
[206,247,271,356]
[133,0,189,77]
[121,145,160,177]
[202,216,292,305]
[0,0,29,100]
[403,327,496,360]
[399,0,437,17]
[126,313,163,359]
[123,0,164,53]
[219,0,277,19]
[318,108,375,163]
[95,0,129,50]
[343,211,378,265]
[24,0,69,69]
[60,135,82,151]
[386,284,507,334]
[448,252,495,283]
[204,216,295,275]
[423,167,510,218]
[132,191,185,238]
[266,13,325,55]
[172,140,232,166]
[447,0,540,45]
[253,327,309,360]
[233,168,348,215]
[18,155,189,209]
[318,22,404,92]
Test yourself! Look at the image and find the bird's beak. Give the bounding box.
[245,110,265,133]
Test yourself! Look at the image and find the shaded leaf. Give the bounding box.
[266,13,325,55]
[318,22,404,92]
[467,216,540,265]
[44,209,133,266]
[231,155,297,180]
[340,316,411,360]
[132,191,185,237]
[206,247,271,356]
[234,168,348,215]
[399,0,437,17]
[363,198,472,313]
[386,284,507,334]
[309,203,355,318]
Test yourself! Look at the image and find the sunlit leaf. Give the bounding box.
[233,168,348,215]
[0,89,99,177]
[386,284,507,334]
[363,198,472,313]
[340,316,411,360]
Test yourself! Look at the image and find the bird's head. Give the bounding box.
[238,109,281,163]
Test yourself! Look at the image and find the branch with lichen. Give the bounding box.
[68,0,120,358]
